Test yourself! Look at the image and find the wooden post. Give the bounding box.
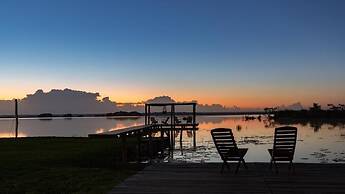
[193,103,196,149]
[15,99,18,139]
[180,128,183,155]
[169,105,173,150]
[148,130,153,162]
[171,105,175,150]
[144,104,147,125]
[148,105,151,125]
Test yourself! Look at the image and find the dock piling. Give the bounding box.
[15,99,18,139]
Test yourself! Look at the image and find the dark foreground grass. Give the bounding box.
[0,137,144,194]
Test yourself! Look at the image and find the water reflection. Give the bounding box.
[0,116,345,163]
[270,118,345,132]
[0,117,142,137]
[174,116,345,163]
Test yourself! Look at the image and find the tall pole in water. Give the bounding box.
[15,99,18,139]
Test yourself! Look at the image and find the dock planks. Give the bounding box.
[88,124,198,138]
[109,163,345,194]
[88,125,151,138]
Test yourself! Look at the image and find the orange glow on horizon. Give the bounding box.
[1,86,344,108]
[0,132,27,138]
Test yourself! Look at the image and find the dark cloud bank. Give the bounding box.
[0,89,303,115]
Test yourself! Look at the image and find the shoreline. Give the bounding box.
[0,111,265,119]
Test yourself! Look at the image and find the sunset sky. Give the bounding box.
[0,0,344,108]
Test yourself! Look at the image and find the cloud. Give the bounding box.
[146,96,176,104]
[277,102,304,111]
[0,88,305,115]
[0,89,118,115]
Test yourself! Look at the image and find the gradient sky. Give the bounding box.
[0,0,345,107]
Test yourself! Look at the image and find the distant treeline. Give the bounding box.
[0,111,142,118]
[272,103,345,119]
[274,110,345,119]
[105,111,142,117]
[0,111,265,118]
[37,111,143,118]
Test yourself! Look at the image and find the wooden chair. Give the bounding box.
[268,126,297,173]
[185,116,193,124]
[211,128,248,173]
[161,117,169,125]
[174,116,181,124]
[150,117,158,125]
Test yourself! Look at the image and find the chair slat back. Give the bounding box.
[273,126,297,158]
[186,116,193,124]
[211,128,238,159]
[174,116,181,124]
[162,117,169,124]
[150,117,158,124]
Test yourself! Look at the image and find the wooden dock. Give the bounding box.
[109,163,345,194]
[88,124,199,162]
[88,125,153,138]
[88,124,199,138]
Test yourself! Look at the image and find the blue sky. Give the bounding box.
[0,0,344,107]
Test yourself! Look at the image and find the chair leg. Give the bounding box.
[289,160,295,174]
[242,158,248,169]
[274,160,278,174]
[269,159,273,169]
[221,161,230,173]
[221,161,227,173]
[235,160,241,174]
[180,130,183,144]
[225,161,230,170]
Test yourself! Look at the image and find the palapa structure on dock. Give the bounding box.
[89,102,199,162]
[145,102,198,149]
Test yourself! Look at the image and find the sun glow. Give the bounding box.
[1,83,345,109]
[0,132,27,138]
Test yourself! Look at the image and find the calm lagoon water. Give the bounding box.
[1,115,345,163]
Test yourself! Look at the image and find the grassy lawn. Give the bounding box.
[0,137,144,194]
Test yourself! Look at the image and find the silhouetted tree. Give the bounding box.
[327,104,341,111]
[310,103,321,111]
